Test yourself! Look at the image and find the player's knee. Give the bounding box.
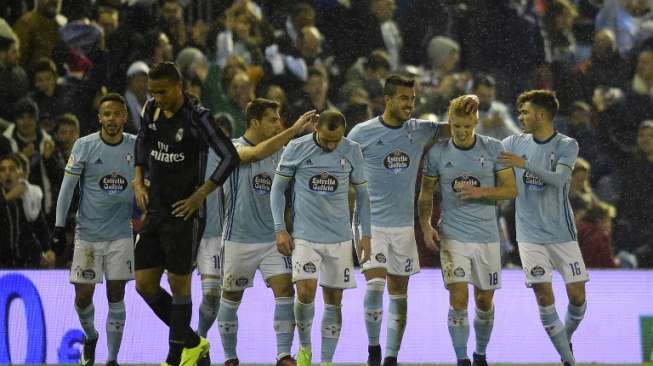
[534,290,554,306]
[474,291,493,311]
[74,293,93,308]
[275,284,294,298]
[222,290,243,302]
[135,281,158,300]
[569,288,586,306]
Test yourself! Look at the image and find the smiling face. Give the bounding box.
[385,85,415,122]
[450,112,478,147]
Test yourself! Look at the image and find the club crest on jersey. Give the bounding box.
[383,149,410,173]
[309,171,338,194]
[252,172,272,195]
[523,171,545,191]
[125,153,134,165]
[175,128,184,142]
[99,172,128,194]
[452,174,481,193]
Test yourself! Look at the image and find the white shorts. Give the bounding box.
[440,239,501,290]
[519,241,590,286]
[196,237,223,278]
[222,240,292,292]
[292,239,356,289]
[361,226,420,276]
[70,237,134,284]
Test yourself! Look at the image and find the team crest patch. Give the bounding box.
[235,277,249,286]
[375,253,387,263]
[383,149,410,173]
[81,269,96,280]
[451,175,481,193]
[309,171,338,194]
[125,152,134,164]
[252,173,272,195]
[453,267,466,278]
[175,128,184,142]
[303,262,317,273]
[99,172,128,194]
[530,266,546,277]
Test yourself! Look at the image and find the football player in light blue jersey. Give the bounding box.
[271,111,372,366]
[216,99,315,366]
[499,90,588,366]
[418,96,516,366]
[347,75,478,366]
[195,146,226,339]
[53,94,135,366]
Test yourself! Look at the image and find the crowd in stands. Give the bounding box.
[1,0,652,269]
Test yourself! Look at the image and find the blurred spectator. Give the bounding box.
[353,0,402,70]
[220,70,255,137]
[573,29,629,102]
[341,49,391,109]
[631,47,653,97]
[216,1,264,67]
[0,153,54,268]
[124,61,150,131]
[425,36,460,86]
[140,30,174,66]
[12,0,61,68]
[613,120,653,267]
[289,66,337,121]
[472,73,521,140]
[262,84,290,123]
[576,198,618,268]
[596,0,652,57]
[53,113,78,162]
[176,47,209,88]
[158,0,188,54]
[3,98,58,218]
[29,57,75,131]
[0,35,29,121]
[57,0,103,63]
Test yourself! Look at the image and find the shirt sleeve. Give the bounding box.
[556,138,580,170]
[349,144,367,185]
[493,140,509,172]
[195,110,240,186]
[276,142,298,178]
[64,140,85,176]
[423,146,440,178]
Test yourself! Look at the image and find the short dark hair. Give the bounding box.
[383,74,415,96]
[317,110,346,131]
[0,36,14,52]
[472,73,496,90]
[365,50,391,72]
[245,98,280,128]
[98,92,127,110]
[14,98,39,119]
[32,57,58,76]
[148,61,182,83]
[517,89,559,119]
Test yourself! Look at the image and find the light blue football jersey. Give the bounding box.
[348,116,443,227]
[222,137,282,243]
[202,149,224,239]
[276,133,367,243]
[424,134,508,243]
[65,132,136,241]
[502,132,579,244]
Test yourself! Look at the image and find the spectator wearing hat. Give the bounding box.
[3,98,58,219]
[124,60,150,131]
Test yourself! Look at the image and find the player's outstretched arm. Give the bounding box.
[238,110,317,164]
[418,175,440,250]
[271,175,293,256]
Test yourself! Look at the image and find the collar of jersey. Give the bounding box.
[533,131,558,145]
[378,115,404,130]
[451,135,476,151]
